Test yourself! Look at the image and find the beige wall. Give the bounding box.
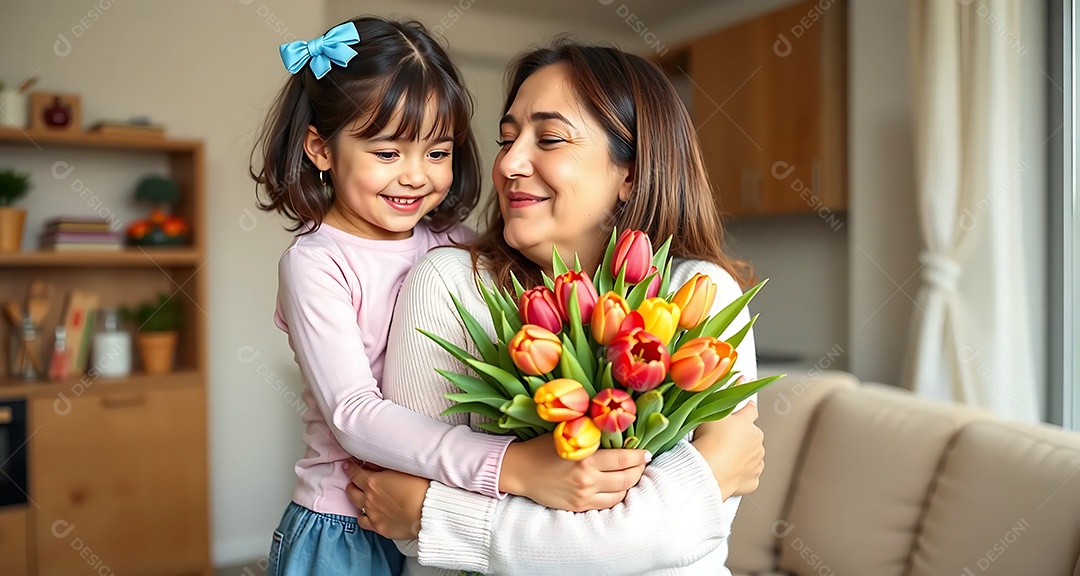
[0,0,324,565]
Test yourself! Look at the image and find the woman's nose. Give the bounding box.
[496,141,533,180]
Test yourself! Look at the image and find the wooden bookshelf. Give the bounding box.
[0,247,203,268]
[0,368,201,399]
[0,127,201,153]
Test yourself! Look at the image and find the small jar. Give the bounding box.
[8,317,44,381]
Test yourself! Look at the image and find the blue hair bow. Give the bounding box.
[279,22,360,80]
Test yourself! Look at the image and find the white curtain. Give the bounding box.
[905,0,1040,422]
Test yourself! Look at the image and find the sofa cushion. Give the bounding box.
[777,384,987,576]
[727,370,858,573]
[909,420,1080,576]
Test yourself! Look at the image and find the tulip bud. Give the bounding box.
[589,388,637,433]
[554,270,599,324]
[637,298,682,345]
[669,337,738,392]
[519,287,563,334]
[508,325,562,376]
[533,378,590,422]
[607,328,670,392]
[645,266,661,299]
[672,273,717,329]
[612,230,653,284]
[591,292,630,345]
[554,416,602,460]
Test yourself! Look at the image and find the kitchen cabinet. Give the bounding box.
[0,507,29,576]
[661,0,847,218]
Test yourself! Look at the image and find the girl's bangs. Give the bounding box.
[350,63,468,144]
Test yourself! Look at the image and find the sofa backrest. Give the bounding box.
[908,419,1080,576]
[727,370,858,573]
[775,383,988,576]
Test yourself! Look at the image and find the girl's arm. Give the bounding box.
[277,246,512,498]
[378,254,760,573]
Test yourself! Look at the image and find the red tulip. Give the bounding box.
[591,292,630,345]
[534,378,591,422]
[508,325,562,376]
[606,328,670,392]
[589,388,637,433]
[519,287,563,334]
[669,337,738,392]
[554,270,599,324]
[612,230,653,284]
[645,266,661,299]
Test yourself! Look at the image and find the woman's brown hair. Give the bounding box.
[251,17,481,233]
[469,40,751,291]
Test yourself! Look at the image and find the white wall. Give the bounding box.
[0,0,323,566]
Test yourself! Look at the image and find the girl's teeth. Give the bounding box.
[388,197,418,205]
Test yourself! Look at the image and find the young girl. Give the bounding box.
[251,17,649,576]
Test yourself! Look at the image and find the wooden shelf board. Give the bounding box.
[0,128,201,153]
[0,248,202,268]
[0,369,202,399]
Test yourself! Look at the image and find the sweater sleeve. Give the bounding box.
[417,440,728,575]
[277,247,512,498]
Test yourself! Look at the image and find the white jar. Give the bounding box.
[0,86,28,129]
[92,309,132,378]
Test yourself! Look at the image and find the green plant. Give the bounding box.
[122,293,184,332]
[135,175,180,205]
[0,169,32,207]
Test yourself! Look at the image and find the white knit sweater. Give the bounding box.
[382,248,758,576]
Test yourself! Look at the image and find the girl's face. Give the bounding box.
[305,100,453,240]
[493,63,633,274]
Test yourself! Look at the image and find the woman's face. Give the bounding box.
[493,63,633,273]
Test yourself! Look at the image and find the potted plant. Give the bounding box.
[0,169,32,252]
[127,175,188,246]
[122,293,183,374]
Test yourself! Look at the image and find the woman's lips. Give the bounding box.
[505,191,548,210]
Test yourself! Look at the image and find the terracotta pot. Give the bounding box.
[0,207,26,253]
[136,331,177,374]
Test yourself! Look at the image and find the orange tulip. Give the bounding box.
[534,378,591,422]
[554,416,602,460]
[669,337,738,392]
[637,298,681,345]
[508,325,562,376]
[672,273,717,329]
[589,388,636,433]
[591,292,630,345]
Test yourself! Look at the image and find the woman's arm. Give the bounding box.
[277,246,512,498]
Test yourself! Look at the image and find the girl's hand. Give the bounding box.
[344,462,427,540]
[498,433,649,512]
[691,400,765,500]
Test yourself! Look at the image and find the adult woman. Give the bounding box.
[348,42,765,575]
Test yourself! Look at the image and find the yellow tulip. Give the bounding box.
[637,298,681,345]
[672,273,717,329]
[553,416,602,460]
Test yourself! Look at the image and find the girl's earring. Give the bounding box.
[319,170,333,198]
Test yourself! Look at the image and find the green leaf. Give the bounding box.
[651,235,673,272]
[691,374,784,423]
[574,253,583,273]
[496,311,516,346]
[494,341,520,381]
[697,279,768,341]
[636,413,669,451]
[597,228,618,295]
[441,401,505,422]
[434,368,501,397]
[633,390,663,441]
[500,395,553,429]
[467,359,530,398]
[725,314,759,349]
[525,376,547,394]
[510,272,528,301]
[449,292,499,365]
[623,436,640,449]
[659,256,674,300]
[625,269,659,310]
[558,335,597,397]
[478,281,506,337]
[477,421,512,435]
[601,430,624,449]
[566,285,597,378]
[613,265,628,297]
[552,245,570,277]
[598,362,614,390]
[542,270,555,291]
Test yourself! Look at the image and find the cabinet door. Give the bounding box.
[0,507,28,576]
[30,386,209,576]
[690,17,770,217]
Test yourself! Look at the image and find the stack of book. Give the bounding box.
[41,218,124,251]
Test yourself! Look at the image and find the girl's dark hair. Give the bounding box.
[469,40,753,290]
[251,17,481,233]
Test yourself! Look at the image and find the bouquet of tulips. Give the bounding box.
[422,229,782,461]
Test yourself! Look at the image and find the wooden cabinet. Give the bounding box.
[663,0,847,218]
[0,129,210,576]
[29,385,209,576]
[0,507,29,576]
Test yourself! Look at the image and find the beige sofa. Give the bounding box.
[728,371,1080,576]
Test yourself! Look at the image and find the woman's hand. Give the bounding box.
[498,433,649,512]
[344,462,428,540]
[691,400,765,500]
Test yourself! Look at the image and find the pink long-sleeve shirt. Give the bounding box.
[274,221,513,518]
